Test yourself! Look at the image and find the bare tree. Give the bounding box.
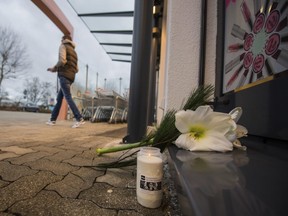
[24,77,41,104]
[23,77,53,105]
[0,88,8,105]
[40,81,54,106]
[0,26,30,89]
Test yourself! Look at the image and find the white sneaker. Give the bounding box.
[72,119,85,128]
[46,120,56,126]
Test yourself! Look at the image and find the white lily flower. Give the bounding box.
[174,106,237,152]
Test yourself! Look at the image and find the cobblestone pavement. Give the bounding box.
[0,111,178,216]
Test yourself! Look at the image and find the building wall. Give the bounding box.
[205,0,218,86]
[157,0,218,123]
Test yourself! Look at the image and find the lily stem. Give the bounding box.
[96,139,153,155]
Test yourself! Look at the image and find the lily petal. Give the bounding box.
[199,131,233,152]
[229,107,243,123]
[194,105,213,119]
[235,125,248,138]
[174,133,197,150]
[175,131,233,152]
[233,139,247,151]
[175,110,206,133]
[225,130,237,142]
[205,113,236,133]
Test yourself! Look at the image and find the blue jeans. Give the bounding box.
[51,76,82,121]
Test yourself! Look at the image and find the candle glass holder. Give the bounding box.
[136,147,163,208]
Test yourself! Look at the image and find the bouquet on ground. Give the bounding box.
[96,85,247,168]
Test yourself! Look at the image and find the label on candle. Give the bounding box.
[139,175,162,192]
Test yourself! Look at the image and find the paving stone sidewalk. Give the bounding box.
[0,111,179,216]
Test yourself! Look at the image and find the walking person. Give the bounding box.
[46,35,85,128]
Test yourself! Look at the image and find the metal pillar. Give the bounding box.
[125,0,154,143]
[85,64,89,93]
[147,32,159,125]
[147,2,162,126]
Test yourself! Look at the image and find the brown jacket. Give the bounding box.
[55,39,78,82]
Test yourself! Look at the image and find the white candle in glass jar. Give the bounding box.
[136,147,163,208]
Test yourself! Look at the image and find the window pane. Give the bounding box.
[109,54,131,62]
[68,0,134,14]
[82,17,133,31]
[103,45,132,54]
[93,33,132,44]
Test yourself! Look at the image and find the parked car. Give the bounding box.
[22,103,40,112]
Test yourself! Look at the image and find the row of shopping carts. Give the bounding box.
[73,90,128,123]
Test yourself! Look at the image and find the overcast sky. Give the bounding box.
[0,0,131,100]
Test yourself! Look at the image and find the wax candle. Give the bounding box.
[136,147,163,208]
